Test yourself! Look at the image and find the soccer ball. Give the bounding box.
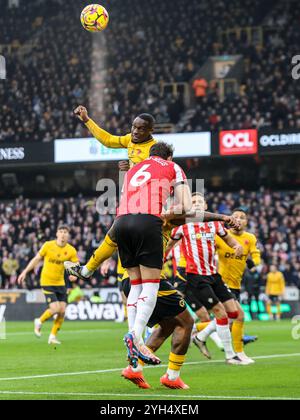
[80,4,109,32]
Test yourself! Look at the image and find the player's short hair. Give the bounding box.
[138,113,156,128]
[57,224,70,232]
[232,207,248,216]
[150,142,174,160]
[192,192,204,198]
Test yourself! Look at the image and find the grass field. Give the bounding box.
[0,320,299,400]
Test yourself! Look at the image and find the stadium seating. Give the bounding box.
[1,0,299,142]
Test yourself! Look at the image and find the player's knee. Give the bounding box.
[197,307,210,322]
[175,310,194,333]
[50,304,60,315]
[237,307,245,322]
[213,303,227,319]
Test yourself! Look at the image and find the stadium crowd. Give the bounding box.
[0,196,116,289]
[1,0,300,143]
[0,190,299,290]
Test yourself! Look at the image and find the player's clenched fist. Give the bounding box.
[74,105,90,123]
[224,215,241,230]
[118,161,130,172]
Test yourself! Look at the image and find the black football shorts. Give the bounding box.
[114,214,163,269]
[185,273,234,311]
[172,267,188,296]
[42,286,68,304]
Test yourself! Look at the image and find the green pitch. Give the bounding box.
[0,320,299,400]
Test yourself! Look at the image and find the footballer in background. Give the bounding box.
[18,225,79,345]
[196,208,261,361]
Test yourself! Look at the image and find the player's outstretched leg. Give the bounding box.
[231,302,255,364]
[34,308,53,338]
[48,302,66,345]
[193,320,215,359]
[64,229,118,280]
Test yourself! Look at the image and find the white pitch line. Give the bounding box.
[5,328,125,337]
[0,353,299,382]
[0,391,299,400]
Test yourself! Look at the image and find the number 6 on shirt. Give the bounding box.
[130,164,151,187]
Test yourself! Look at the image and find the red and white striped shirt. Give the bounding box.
[171,222,227,276]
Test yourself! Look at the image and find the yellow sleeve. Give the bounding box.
[85,119,131,149]
[250,236,261,266]
[215,235,223,249]
[280,274,286,294]
[13,260,19,271]
[266,275,271,295]
[39,242,49,257]
[71,248,79,263]
[2,261,9,274]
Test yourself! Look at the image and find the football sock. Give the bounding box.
[132,280,160,343]
[50,316,64,336]
[227,311,239,327]
[210,331,224,349]
[197,319,216,341]
[132,360,145,373]
[232,320,244,353]
[127,280,142,332]
[167,352,186,380]
[195,321,210,332]
[39,309,53,324]
[85,234,117,273]
[216,318,235,360]
[123,303,128,319]
[276,303,281,320]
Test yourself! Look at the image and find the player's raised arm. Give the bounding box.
[74,105,130,148]
[17,253,43,286]
[163,209,241,230]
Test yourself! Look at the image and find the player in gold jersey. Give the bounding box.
[196,208,261,363]
[74,106,157,168]
[18,226,79,345]
[73,106,157,279]
[216,210,261,294]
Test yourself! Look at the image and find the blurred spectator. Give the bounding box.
[265,265,286,321]
[0,196,114,289]
[192,78,208,102]
[1,0,300,141]
[243,267,262,320]
[1,251,19,288]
